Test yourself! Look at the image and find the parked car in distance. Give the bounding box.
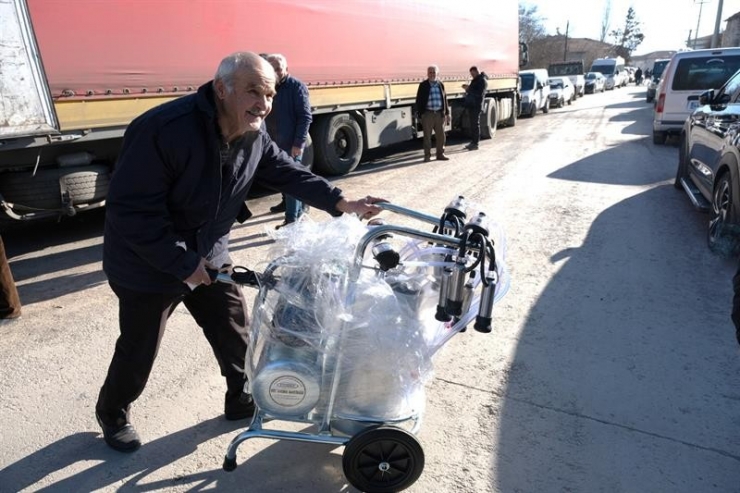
[584,72,606,93]
[654,47,740,145]
[548,77,575,108]
[519,69,551,117]
[646,58,670,103]
[674,67,740,255]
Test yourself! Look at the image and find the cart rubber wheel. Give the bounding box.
[342,425,424,493]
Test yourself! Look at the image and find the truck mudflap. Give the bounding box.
[0,164,110,222]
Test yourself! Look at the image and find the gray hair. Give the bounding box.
[427,65,439,73]
[214,52,256,94]
[266,53,287,71]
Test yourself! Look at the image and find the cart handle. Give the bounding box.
[376,202,441,226]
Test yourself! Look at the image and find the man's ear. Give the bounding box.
[214,80,226,100]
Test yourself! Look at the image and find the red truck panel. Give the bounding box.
[27,0,518,98]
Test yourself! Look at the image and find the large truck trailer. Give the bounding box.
[0,0,523,225]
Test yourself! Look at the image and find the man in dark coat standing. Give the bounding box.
[95,51,385,453]
[463,66,488,151]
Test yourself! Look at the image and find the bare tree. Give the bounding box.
[519,3,548,45]
[600,0,612,42]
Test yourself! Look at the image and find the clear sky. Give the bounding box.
[522,0,740,55]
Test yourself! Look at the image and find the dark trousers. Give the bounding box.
[96,281,249,424]
[469,105,482,146]
[0,236,21,319]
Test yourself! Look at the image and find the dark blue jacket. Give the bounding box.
[265,75,312,151]
[467,72,488,108]
[103,82,343,293]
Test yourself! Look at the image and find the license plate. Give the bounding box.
[687,100,699,111]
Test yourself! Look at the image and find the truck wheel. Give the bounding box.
[529,104,536,118]
[312,114,363,176]
[504,95,517,127]
[302,133,314,170]
[0,164,110,211]
[542,102,549,114]
[480,99,498,140]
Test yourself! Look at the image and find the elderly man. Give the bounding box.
[415,65,450,162]
[96,52,384,452]
[265,53,313,228]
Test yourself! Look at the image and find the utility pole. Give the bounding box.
[694,0,710,49]
[711,0,724,48]
[564,20,569,61]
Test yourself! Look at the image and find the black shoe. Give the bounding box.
[465,144,479,150]
[423,156,431,163]
[225,393,256,421]
[269,201,286,213]
[436,154,450,161]
[96,412,141,452]
[275,219,295,230]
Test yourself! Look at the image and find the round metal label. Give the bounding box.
[268,375,306,407]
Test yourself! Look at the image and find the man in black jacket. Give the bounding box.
[462,66,488,151]
[415,65,450,162]
[96,52,384,452]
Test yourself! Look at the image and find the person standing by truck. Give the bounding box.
[265,54,313,228]
[462,66,487,151]
[0,235,21,323]
[95,51,385,453]
[415,65,450,162]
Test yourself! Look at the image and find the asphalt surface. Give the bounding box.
[1,86,738,493]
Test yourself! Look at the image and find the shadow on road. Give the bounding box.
[548,139,674,186]
[492,184,740,491]
[0,418,350,492]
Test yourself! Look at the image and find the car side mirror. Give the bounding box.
[537,82,543,90]
[699,90,714,106]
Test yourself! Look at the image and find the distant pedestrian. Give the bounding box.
[0,235,21,323]
[415,65,450,162]
[265,54,313,228]
[635,67,643,85]
[462,66,488,151]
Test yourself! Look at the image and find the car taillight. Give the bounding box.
[656,93,666,113]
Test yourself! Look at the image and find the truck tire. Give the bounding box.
[312,114,363,176]
[480,99,498,140]
[504,95,517,127]
[0,164,110,211]
[302,133,314,170]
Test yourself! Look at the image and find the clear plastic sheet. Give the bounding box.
[245,213,509,428]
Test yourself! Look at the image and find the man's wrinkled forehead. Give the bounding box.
[238,67,276,95]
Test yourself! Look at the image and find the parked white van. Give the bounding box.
[653,47,740,144]
[519,69,551,117]
[590,57,626,90]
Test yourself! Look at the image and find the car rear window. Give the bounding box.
[652,60,669,78]
[672,55,740,91]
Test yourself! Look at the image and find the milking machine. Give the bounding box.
[219,197,510,493]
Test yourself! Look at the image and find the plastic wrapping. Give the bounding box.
[245,212,509,428]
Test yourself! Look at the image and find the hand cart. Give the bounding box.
[218,197,510,493]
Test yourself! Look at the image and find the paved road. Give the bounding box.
[1,86,738,492]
